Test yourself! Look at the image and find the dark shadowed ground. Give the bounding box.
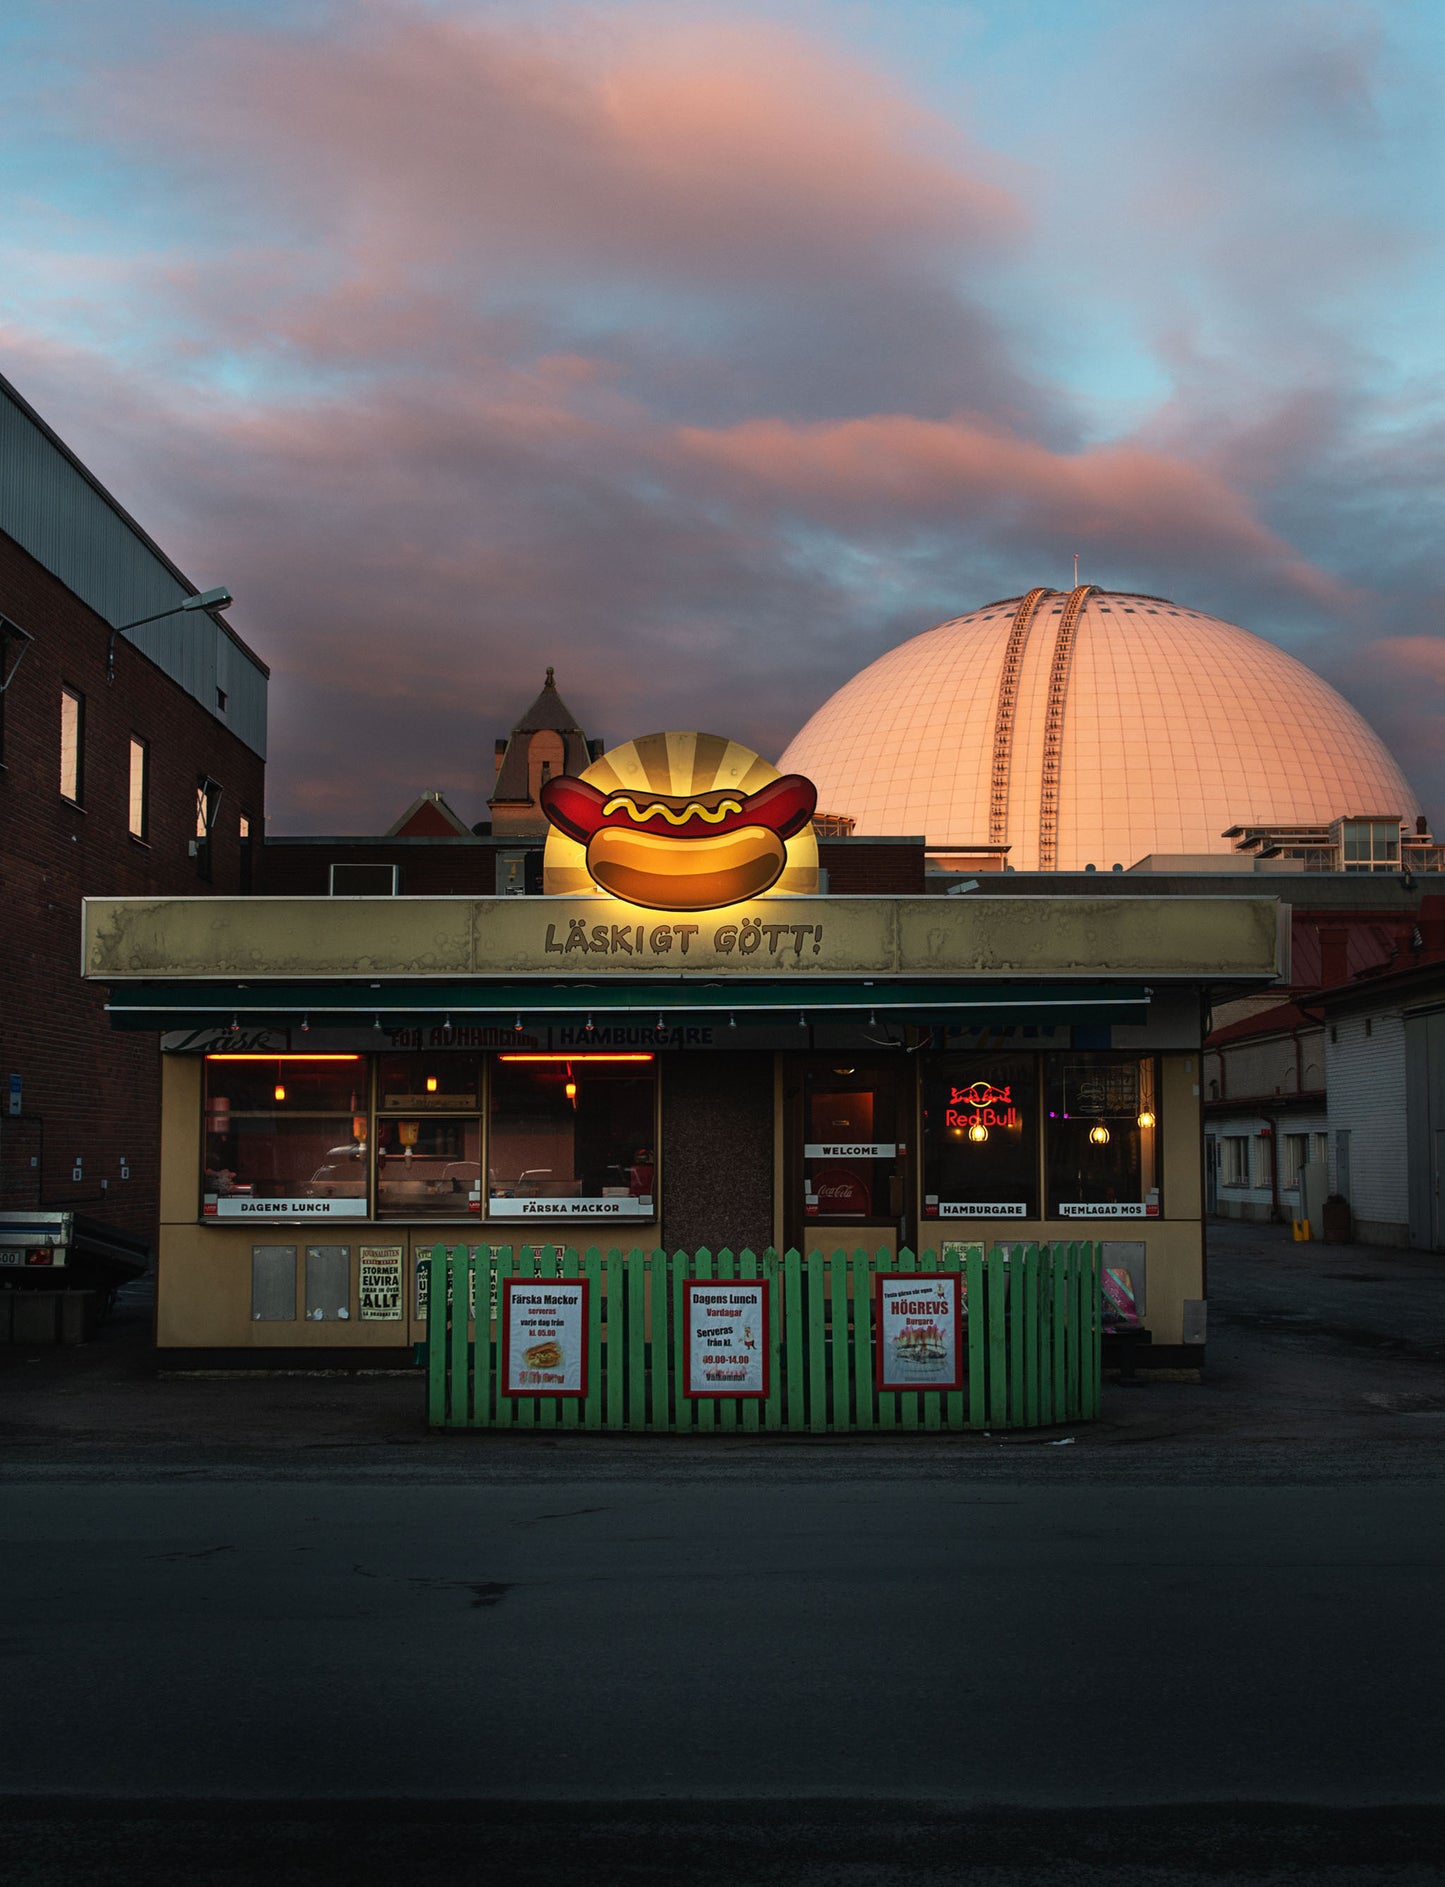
[3,1220,1444,1884]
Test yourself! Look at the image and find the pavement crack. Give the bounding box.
[516,1506,609,1525]
[146,1544,236,1561]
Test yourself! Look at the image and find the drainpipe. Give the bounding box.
[1263,1115,1280,1223]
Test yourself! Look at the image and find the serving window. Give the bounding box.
[1045,1053,1160,1218]
[203,1055,369,1218]
[487,1054,658,1220]
[921,1054,1038,1220]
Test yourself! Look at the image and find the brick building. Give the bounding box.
[0,371,268,1247]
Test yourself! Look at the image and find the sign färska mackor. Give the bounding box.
[501,1278,588,1397]
[682,1280,769,1398]
[875,1274,964,1392]
[358,1244,403,1320]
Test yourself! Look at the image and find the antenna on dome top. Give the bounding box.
[1073,552,1079,587]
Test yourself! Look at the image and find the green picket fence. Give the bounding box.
[423,1241,1100,1433]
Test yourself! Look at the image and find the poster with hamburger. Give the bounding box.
[501,1278,588,1397]
[874,1274,964,1392]
[540,729,819,909]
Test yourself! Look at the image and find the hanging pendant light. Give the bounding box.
[1089,1123,1111,1146]
[968,1121,989,1144]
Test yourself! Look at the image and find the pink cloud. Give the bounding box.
[94,5,1020,307]
[674,410,1346,604]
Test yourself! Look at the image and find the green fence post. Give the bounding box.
[649,1249,670,1431]
[1021,1244,1039,1429]
[601,1247,621,1431]
[875,1247,896,1431]
[1008,1243,1026,1429]
[987,1245,1009,1429]
[825,1250,850,1432]
[784,1249,805,1432]
[693,1249,715,1434]
[966,1246,985,1429]
[716,1248,739,1433]
[941,1244,964,1432]
[1056,1245,1071,1419]
[763,1249,783,1432]
[739,1249,761,1435]
[626,1247,647,1429]
[424,1245,446,1428]
[851,1249,873,1430]
[1087,1241,1102,1417]
[806,1251,829,1433]
[471,1245,494,1429]
[450,1247,472,1429]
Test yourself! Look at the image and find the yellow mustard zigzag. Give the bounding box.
[600,794,745,827]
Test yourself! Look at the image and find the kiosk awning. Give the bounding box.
[104,978,1151,1031]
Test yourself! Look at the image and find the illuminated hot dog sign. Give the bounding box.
[945,1082,1020,1131]
[540,730,820,911]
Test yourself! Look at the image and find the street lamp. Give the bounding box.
[107,586,233,683]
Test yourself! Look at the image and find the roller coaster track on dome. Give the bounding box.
[987,587,1055,850]
[1036,583,1098,871]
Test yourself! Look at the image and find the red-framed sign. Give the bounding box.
[874,1272,964,1392]
[500,1276,589,1397]
[682,1279,770,1398]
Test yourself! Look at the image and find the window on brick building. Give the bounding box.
[1223,1136,1249,1186]
[194,776,222,881]
[128,737,149,840]
[60,686,84,803]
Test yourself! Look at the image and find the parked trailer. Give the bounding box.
[0,1211,150,1343]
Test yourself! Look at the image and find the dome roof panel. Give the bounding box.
[780,587,1418,868]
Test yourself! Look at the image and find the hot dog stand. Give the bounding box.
[80,732,1284,1370]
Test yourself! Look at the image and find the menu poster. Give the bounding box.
[501,1278,589,1397]
[874,1273,964,1392]
[358,1244,403,1321]
[682,1281,769,1398]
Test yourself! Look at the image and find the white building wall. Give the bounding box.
[1326,1010,1409,1238]
[1208,1113,1275,1221]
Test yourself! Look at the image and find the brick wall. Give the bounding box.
[260,838,501,896]
[819,839,926,895]
[0,529,265,1248]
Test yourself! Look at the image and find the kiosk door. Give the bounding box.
[786,1059,913,1256]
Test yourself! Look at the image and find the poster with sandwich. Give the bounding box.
[501,1278,588,1397]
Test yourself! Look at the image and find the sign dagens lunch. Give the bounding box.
[682,1280,769,1398]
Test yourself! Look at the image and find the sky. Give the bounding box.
[2,0,1443,833]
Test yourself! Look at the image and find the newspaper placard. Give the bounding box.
[358,1244,403,1321]
[501,1278,588,1397]
[874,1273,964,1392]
[682,1280,769,1398]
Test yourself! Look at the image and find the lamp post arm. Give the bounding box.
[106,588,232,683]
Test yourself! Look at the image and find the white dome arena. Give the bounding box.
[779,586,1419,871]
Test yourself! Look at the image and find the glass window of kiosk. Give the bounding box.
[921,1054,1038,1222]
[375,1055,484,1219]
[203,1056,368,1213]
[802,1063,905,1225]
[1045,1053,1160,1218]
[488,1054,658,1221]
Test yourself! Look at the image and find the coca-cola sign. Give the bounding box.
[806,1167,872,1217]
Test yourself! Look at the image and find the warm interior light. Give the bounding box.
[273,1084,286,1103]
[425,1076,438,1093]
[206,1053,362,1062]
[1137,1109,1155,1129]
[498,1053,654,1063]
[967,1122,989,1144]
[352,1116,367,1143]
[1089,1123,1111,1146]
[564,1081,578,1101]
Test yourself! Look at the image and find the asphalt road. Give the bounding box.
[4,1219,1445,1883]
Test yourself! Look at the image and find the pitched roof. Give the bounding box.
[490,668,594,805]
[386,792,475,839]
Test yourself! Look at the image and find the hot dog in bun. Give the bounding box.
[540,773,816,911]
